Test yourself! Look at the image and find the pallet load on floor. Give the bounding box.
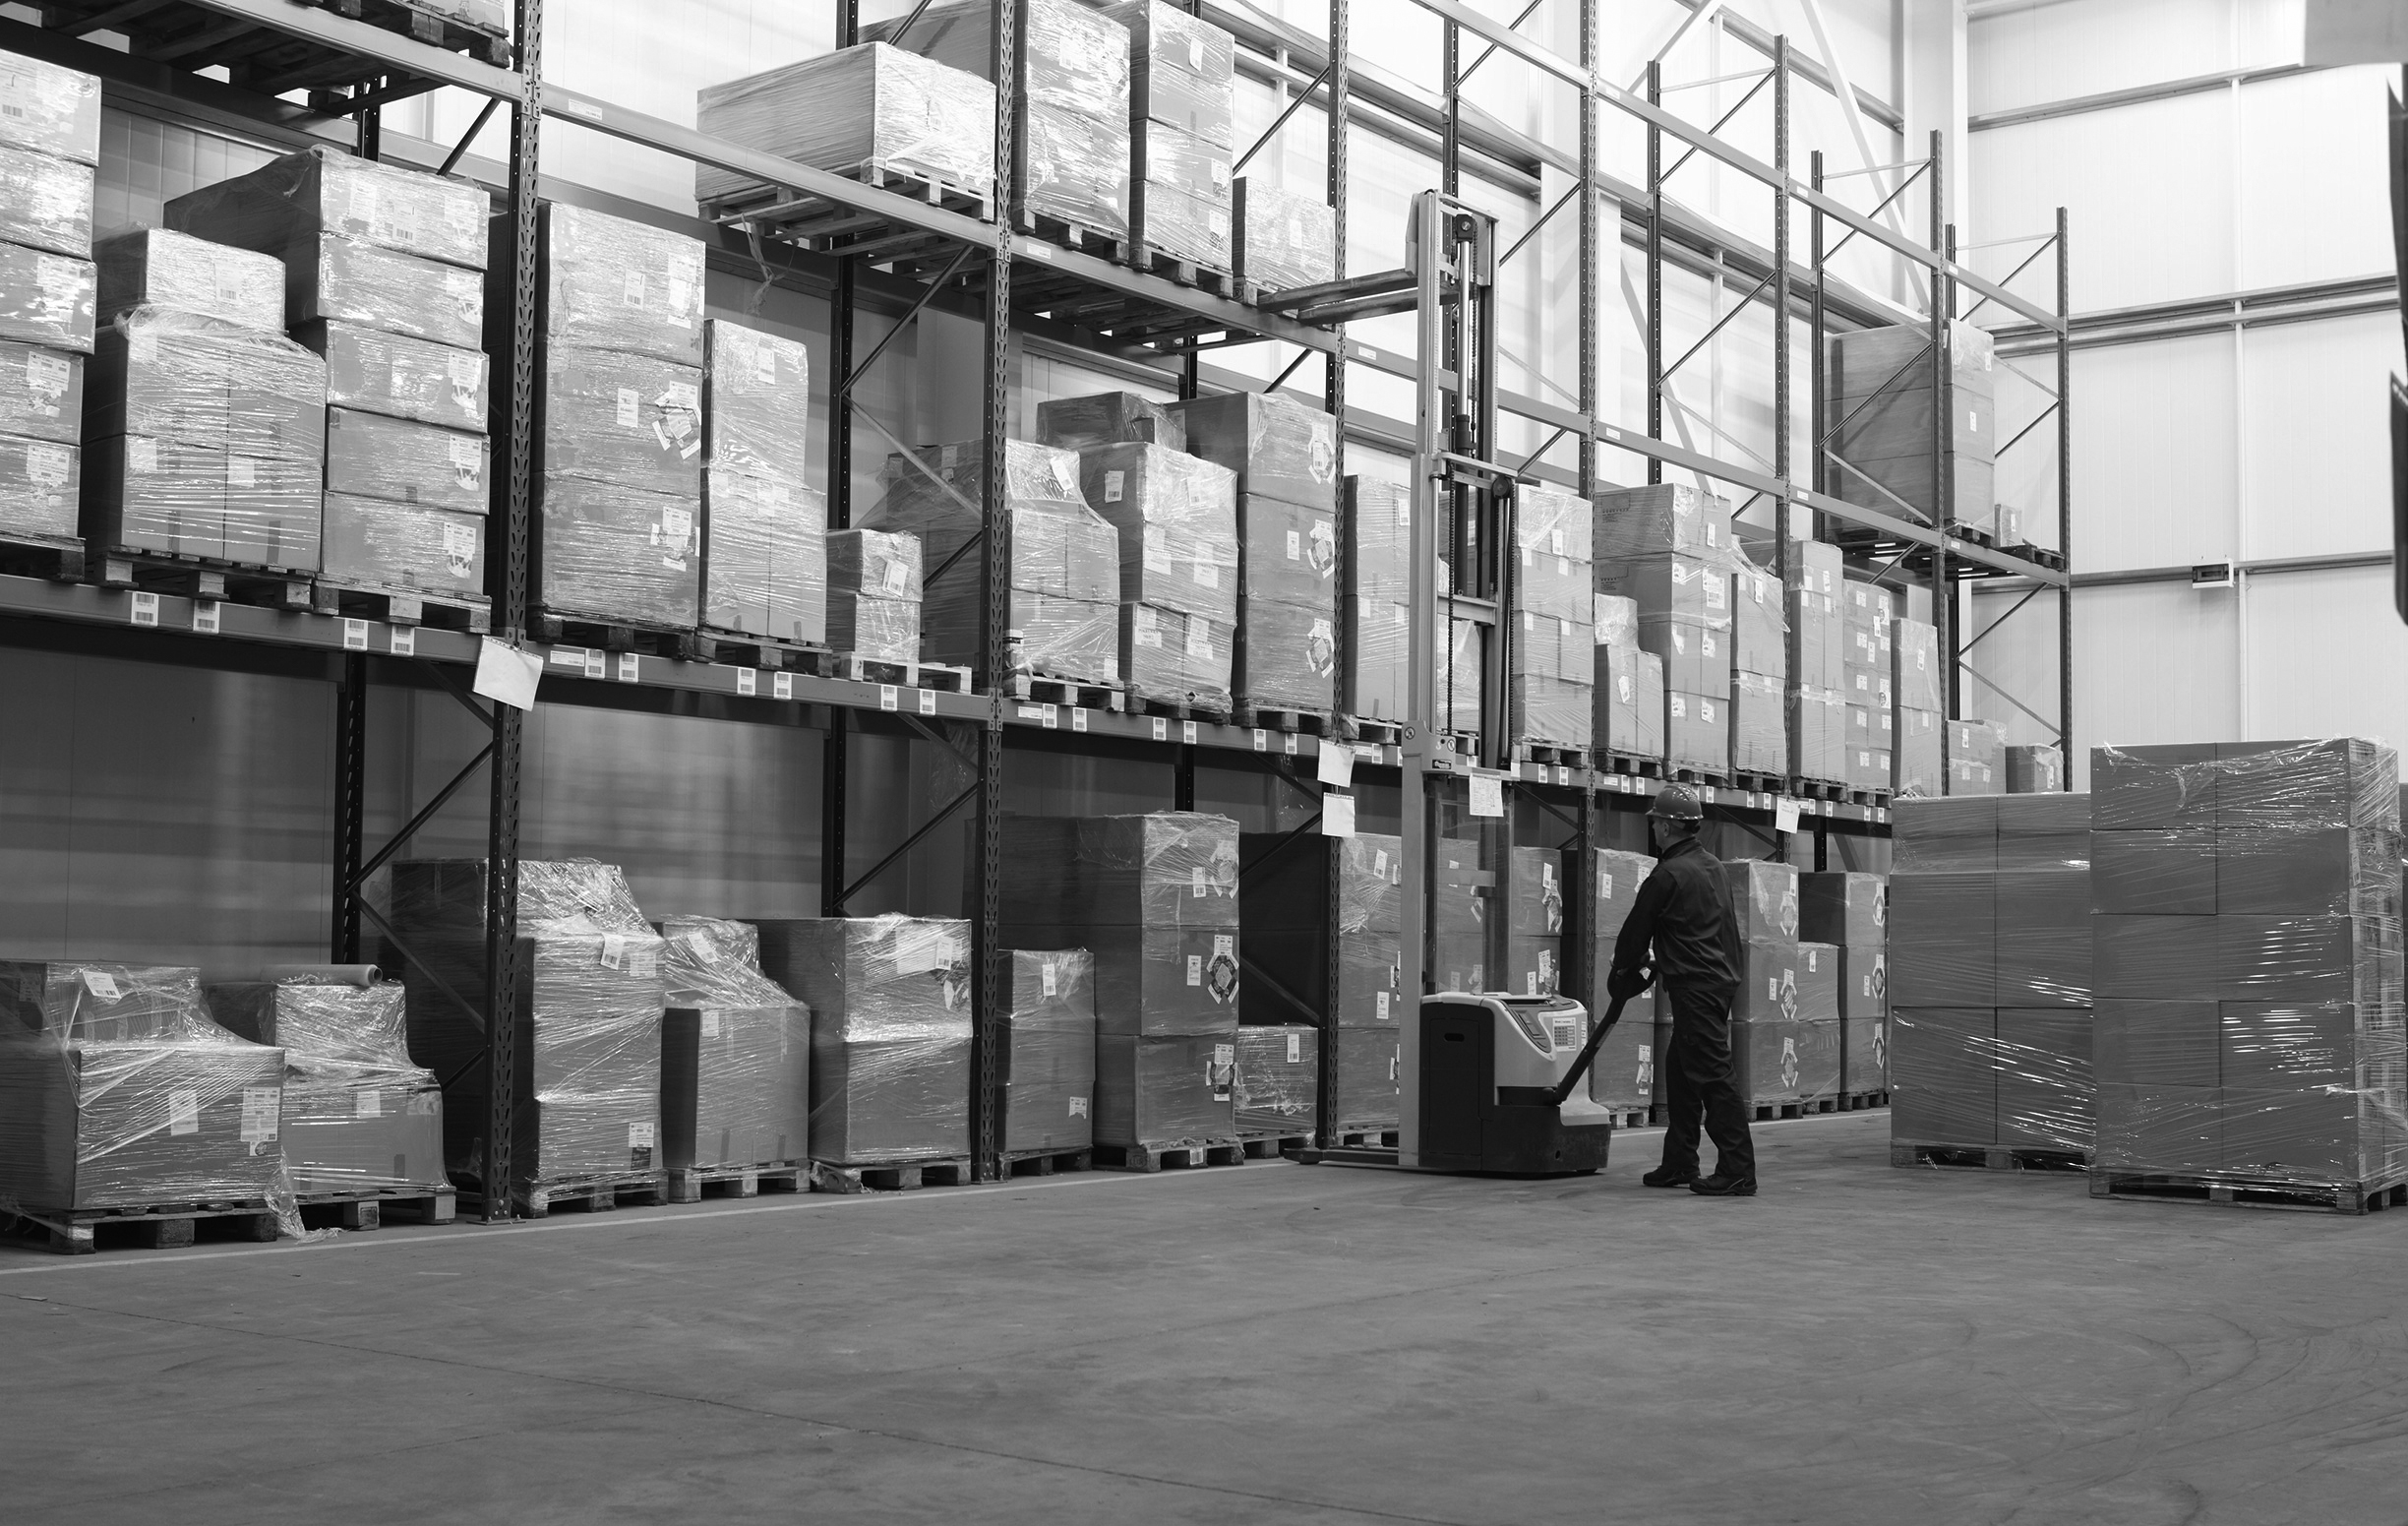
[1595,485,1738,783]
[0,961,298,1253]
[1001,812,1243,1171]
[2089,739,2407,1214]
[1888,793,2094,1173]
[1584,846,1662,1127]
[999,947,1098,1176]
[1802,870,1890,1107]
[165,145,494,630]
[1724,857,1840,1117]
[206,968,452,1230]
[656,917,812,1203]
[1175,391,1339,731]
[1240,830,1405,1136]
[1233,1024,1316,1154]
[699,319,824,666]
[753,915,973,1193]
[389,859,669,1217]
[0,52,97,581]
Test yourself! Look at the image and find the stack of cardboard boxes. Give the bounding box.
[2091,740,2406,1189]
[1585,847,1663,1115]
[1105,0,1236,270]
[1948,718,2008,796]
[694,42,996,210]
[1726,859,1839,1105]
[1234,177,1337,293]
[1838,580,1895,794]
[2007,743,2066,793]
[1824,319,1997,536]
[390,859,668,1204]
[1728,545,1787,775]
[1893,616,1944,796]
[825,526,924,663]
[513,204,707,632]
[1509,485,1593,752]
[1341,475,1409,725]
[1593,592,1665,763]
[1431,828,1495,995]
[869,0,1132,242]
[1786,539,1846,787]
[1803,872,1890,1097]
[1889,794,2093,1153]
[699,320,824,646]
[1177,392,1339,715]
[1000,948,1097,1156]
[1046,397,1237,706]
[0,56,96,554]
[1502,845,1567,999]
[1595,485,1734,777]
[755,916,973,1165]
[866,439,1120,684]
[656,917,813,1180]
[169,147,493,599]
[1234,1025,1318,1134]
[1239,831,1403,1130]
[1001,813,1241,1147]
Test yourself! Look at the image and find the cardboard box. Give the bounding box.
[528,201,704,363]
[1995,868,2093,1007]
[0,431,74,539]
[1596,552,1728,627]
[1595,482,1732,561]
[825,526,921,660]
[297,319,488,432]
[1732,939,1802,1023]
[1234,176,1336,292]
[1233,1025,1315,1133]
[1595,643,1665,760]
[1801,871,1887,947]
[93,227,283,333]
[540,345,702,499]
[2092,999,2219,1088]
[1001,948,1097,1154]
[1037,392,1183,452]
[0,243,94,354]
[1889,1007,1998,1143]
[1892,796,1999,872]
[1078,441,1238,622]
[1725,859,1802,943]
[1236,491,1337,606]
[2095,1082,2219,1173]
[1124,601,1234,705]
[275,233,484,349]
[0,54,101,165]
[2089,742,2218,830]
[700,469,826,643]
[702,318,810,484]
[1795,943,1843,1023]
[321,493,485,598]
[1736,1015,1840,1103]
[1095,1033,1234,1145]
[326,407,487,514]
[166,144,489,271]
[660,1003,812,1171]
[1947,717,2005,796]
[1839,944,1887,1021]
[1888,871,1996,1006]
[0,141,90,259]
[1327,1024,1400,1128]
[1004,923,1239,1036]
[1665,691,1726,775]
[2007,744,2065,794]
[1236,594,1336,709]
[2091,828,2216,915]
[2218,1000,2364,1091]
[1994,1007,2092,1148]
[1589,1019,1670,1111]
[532,475,700,629]
[694,40,996,208]
[87,307,327,458]
[1994,791,2092,870]
[1842,1014,1887,1093]
[2091,913,2222,1001]
[1173,390,1338,510]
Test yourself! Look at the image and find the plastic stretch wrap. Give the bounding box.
[1842,1014,1888,1091]
[752,917,972,1165]
[1948,718,2006,796]
[1516,484,1590,620]
[1788,581,1842,688]
[1345,596,1406,720]
[0,337,80,447]
[1501,935,1559,998]
[2008,743,2065,794]
[1801,871,1887,947]
[1233,1026,1316,1132]
[1001,948,1096,1153]
[1437,615,1484,735]
[298,320,487,431]
[1096,1034,1234,1144]
[1239,492,1336,614]
[1730,549,1787,681]
[0,435,74,538]
[656,917,811,1172]
[418,0,506,27]
[1895,706,1943,798]
[274,235,488,350]
[0,961,300,1221]
[1846,711,1895,793]
[0,244,94,354]
[867,439,1119,680]
[94,229,282,334]
[326,407,486,514]
[541,346,701,498]
[1239,594,1336,710]
[322,493,484,597]
[1346,475,1409,602]
[88,305,326,458]
[1730,670,1786,773]
[695,43,997,205]
[1074,441,1237,623]
[1328,1025,1401,1128]
[1038,392,1183,452]
[1587,846,1657,956]
[1734,1013,1842,1104]
[1104,0,1237,145]
[1893,617,1942,712]
[1238,831,1403,1027]
[826,527,921,661]
[1595,483,1733,562]
[1595,552,1732,632]
[1234,178,1337,292]
[1797,943,1843,1022]
[0,54,101,165]
[702,470,826,643]
[1121,602,1233,704]
[1590,1020,1670,1111]
[165,146,487,272]
[1026,104,1133,236]
[1594,591,1639,646]
[1725,859,1801,943]
[85,433,319,569]
[1174,391,1338,510]
[1130,120,1231,264]
[0,142,90,258]
[702,320,809,485]
[1665,691,1726,775]
[1826,320,1997,534]
[1892,1007,2092,1150]
[534,476,700,629]
[205,976,445,1195]
[530,204,702,364]
[1512,674,1593,751]
[1000,812,1239,929]
[1595,642,1664,761]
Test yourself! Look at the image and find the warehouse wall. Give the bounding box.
[1965,0,2408,784]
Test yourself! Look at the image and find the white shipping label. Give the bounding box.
[25,349,66,397]
[1184,619,1210,658]
[129,436,156,474]
[1142,523,1170,572]
[356,1088,383,1119]
[630,1121,656,1149]
[83,970,122,1002]
[1186,954,1203,986]
[239,1087,278,1144]
[614,387,643,428]
[167,1089,200,1135]
[1373,849,1390,878]
[442,521,478,576]
[1105,469,1125,503]
[623,270,647,307]
[599,934,627,969]
[1286,529,1300,561]
[1193,560,1219,589]
[667,277,692,317]
[1042,961,1058,997]
[660,506,694,549]
[26,442,66,485]
[882,560,908,593]
[1191,865,1208,896]
[1376,990,1391,1020]
[226,456,256,489]
[450,351,481,387]
[701,1010,721,1040]
[1286,1032,1302,1063]
[1599,871,1614,901]
[1069,1096,1088,1117]
[451,434,481,469]
[753,342,779,384]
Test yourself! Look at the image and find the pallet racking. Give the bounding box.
[0,0,2072,1210]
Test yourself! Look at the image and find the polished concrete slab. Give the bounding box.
[8,1111,2408,1525]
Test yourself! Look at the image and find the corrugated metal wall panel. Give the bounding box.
[2063,580,2243,789]
[2236,67,2393,289]
[2239,311,2400,561]
[2070,332,2239,570]
[2241,565,2408,750]
[1967,0,2298,118]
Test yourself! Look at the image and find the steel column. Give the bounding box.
[1773,39,1793,793]
[1927,131,1953,721]
[331,651,367,962]
[1646,61,1663,486]
[1317,0,1350,1148]
[2055,205,2073,779]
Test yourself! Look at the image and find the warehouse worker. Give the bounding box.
[1607,784,1756,1196]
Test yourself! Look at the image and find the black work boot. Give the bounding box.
[1688,1172,1757,1196]
[1642,1165,1695,1189]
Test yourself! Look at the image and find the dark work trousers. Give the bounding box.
[1659,979,1757,1182]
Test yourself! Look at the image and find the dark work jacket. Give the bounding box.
[1611,836,1742,990]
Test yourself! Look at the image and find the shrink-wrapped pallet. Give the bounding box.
[657,917,813,1174]
[93,228,283,333]
[205,975,445,1197]
[1234,177,1336,293]
[695,42,997,205]
[1001,948,1097,1154]
[164,144,489,272]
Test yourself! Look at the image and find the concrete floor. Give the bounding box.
[9,1111,2408,1525]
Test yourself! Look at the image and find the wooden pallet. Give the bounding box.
[530,609,712,660]
[0,527,84,581]
[1092,1139,1245,1173]
[1597,1107,1652,1130]
[1235,702,1337,736]
[294,1186,456,1232]
[1347,717,1405,747]
[666,1161,807,1204]
[1017,210,1131,264]
[2088,1169,2408,1216]
[692,629,832,673]
[704,162,993,266]
[1126,687,1234,724]
[1836,1090,1890,1112]
[1841,786,1893,808]
[1602,752,1665,780]
[1891,1139,2088,1174]
[312,580,491,633]
[455,1172,669,1219]
[1516,741,1593,770]
[1004,1146,1094,1178]
[1733,770,1787,797]
[1234,1127,1311,1160]
[1330,1127,1399,1149]
[1787,776,1846,801]
[7,1198,280,1255]
[93,549,313,610]
[1670,767,1735,789]
[829,653,974,693]
[1127,242,1240,298]
[1005,671,1126,711]
[809,1157,973,1193]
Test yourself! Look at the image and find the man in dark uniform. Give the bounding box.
[1607,783,1756,1196]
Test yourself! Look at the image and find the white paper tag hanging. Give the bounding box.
[1315,744,1354,787]
[1323,792,1355,836]
[1469,774,1504,818]
[472,638,542,710]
